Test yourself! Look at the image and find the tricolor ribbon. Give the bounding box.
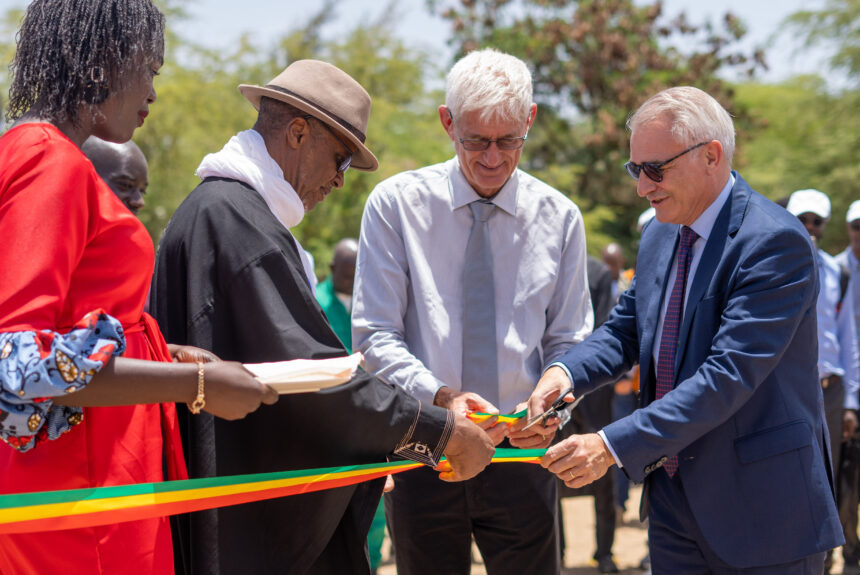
[467,408,528,426]
[0,448,545,534]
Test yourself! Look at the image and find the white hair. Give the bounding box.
[627,86,736,165]
[445,48,533,124]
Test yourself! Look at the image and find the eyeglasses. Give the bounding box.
[851,221,860,231]
[798,214,825,227]
[458,134,529,151]
[624,141,709,183]
[448,111,529,151]
[304,115,352,173]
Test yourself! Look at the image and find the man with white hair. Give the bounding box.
[522,86,843,572]
[353,49,592,573]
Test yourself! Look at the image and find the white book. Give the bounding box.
[244,352,363,394]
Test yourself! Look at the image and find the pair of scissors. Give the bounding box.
[521,387,582,432]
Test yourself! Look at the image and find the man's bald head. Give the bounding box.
[330,238,359,296]
[82,137,149,215]
[601,243,626,280]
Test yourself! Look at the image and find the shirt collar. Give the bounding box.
[687,173,734,242]
[448,156,519,216]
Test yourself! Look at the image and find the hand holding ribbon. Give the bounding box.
[541,432,616,489]
[436,415,495,481]
[434,386,507,446]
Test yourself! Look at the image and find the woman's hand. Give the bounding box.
[167,344,220,364]
[200,361,279,420]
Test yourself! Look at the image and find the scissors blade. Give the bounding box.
[521,409,556,431]
[521,389,580,431]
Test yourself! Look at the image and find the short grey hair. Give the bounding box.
[627,86,736,165]
[445,48,533,124]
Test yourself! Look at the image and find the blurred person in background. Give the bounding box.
[82,137,148,216]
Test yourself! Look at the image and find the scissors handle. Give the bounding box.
[551,387,575,410]
[521,387,576,431]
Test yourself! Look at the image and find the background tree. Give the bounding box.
[428,0,767,254]
[782,0,860,84]
[137,0,454,276]
[751,0,860,252]
[1,0,856,267]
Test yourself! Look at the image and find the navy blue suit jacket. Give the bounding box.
[556,173,842,567]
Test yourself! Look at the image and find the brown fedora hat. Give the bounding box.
[239,60,378,171]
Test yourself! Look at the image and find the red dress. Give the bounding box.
[0,124,185,574]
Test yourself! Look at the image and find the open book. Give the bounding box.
[244,353,363,394]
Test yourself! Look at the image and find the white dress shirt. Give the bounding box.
[353,157,593,413]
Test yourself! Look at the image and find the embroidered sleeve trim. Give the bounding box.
[392,402,454,467]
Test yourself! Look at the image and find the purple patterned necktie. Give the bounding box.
[655,226,698,477]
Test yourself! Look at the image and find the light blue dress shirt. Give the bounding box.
[352,157,593,414]
[818,249,860,409]
[836,247,860,359]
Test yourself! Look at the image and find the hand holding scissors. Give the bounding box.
[509,366,578,448]
[521,387,582,431]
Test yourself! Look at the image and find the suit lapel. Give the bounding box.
[675,173,750,375]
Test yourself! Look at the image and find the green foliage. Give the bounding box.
[291,10,454,271]
[782,0,860,83]
[0,7,25,114]
[136,1,454,276]
[1,0,856,268]
[428,0,768,255]
[735,77,860,254]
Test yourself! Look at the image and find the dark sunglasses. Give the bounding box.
[624,141,709,183]
[798,214,825,227]
[850,221,860,231]
[304,115,352,173]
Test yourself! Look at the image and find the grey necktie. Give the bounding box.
[461,200,498,406]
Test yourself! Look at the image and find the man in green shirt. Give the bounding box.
[316,238,358,352]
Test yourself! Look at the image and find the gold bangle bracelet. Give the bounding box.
[188,361,206,414]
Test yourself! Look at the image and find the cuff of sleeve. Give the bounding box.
[393,401,454,467]
[546,362,573,386]
[411,371,447,408]
[0,310,125,453]
[598,429,623,468]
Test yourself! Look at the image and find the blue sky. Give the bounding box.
[0,0,830,83]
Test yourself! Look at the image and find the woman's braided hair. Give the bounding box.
[7,0,164,125]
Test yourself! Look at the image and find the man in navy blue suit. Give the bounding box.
[511,86,843,573]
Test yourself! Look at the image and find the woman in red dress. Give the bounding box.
[0,1,278,573]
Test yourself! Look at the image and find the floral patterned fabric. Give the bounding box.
[0,310,125,452]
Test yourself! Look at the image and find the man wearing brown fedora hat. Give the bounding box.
[151,59,494,575]
[353,48,592,574]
